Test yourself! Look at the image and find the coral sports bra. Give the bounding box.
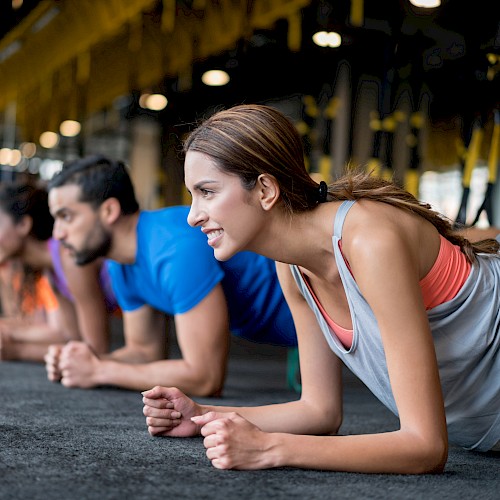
[302,235,471,349]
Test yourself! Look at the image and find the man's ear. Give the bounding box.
[256,173,280,211]
[99,198,121,225]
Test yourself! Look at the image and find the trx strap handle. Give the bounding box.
[455,117,484,226]
[470,109,500,226]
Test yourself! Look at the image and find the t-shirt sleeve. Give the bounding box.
[160,236,224,315]
[106,261,146,312]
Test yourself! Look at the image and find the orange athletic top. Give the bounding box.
[15,274,59,315]
[303,235,471,349]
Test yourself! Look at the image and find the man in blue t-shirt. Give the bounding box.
[44,155,296,396]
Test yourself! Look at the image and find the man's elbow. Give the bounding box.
[189,370,225,397]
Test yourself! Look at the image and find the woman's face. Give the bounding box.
[185,151,266,261]
[0,209,25,263]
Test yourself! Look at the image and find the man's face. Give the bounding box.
[48,184,112,265]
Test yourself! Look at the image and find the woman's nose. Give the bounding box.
[187,202,205,227]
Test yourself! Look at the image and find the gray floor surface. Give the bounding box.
[0,338,498,499]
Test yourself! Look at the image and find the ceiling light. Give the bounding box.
[0,148,12,165]
[60,120,81,137]
[139,93,168,111]
[409,0,441,8]
[139,93,150,108]
[145,94,168,111]
[20,142,37,158]
[39,131,59,149]
[9,149,22,166]
[312,31,342,48]
[39,159,63,180]
[201,70,230,86]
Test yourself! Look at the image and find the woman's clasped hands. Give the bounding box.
[142,385,275,470]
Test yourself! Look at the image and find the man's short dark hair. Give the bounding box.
[48,155,139,215]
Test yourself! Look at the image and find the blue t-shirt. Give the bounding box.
[107,207,296,346]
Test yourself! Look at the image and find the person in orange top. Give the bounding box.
[0,182,119,363]
[0,259,61,360]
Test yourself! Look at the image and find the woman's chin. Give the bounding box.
[213,246,235,262]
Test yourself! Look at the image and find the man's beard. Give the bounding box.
[73,225,112,266]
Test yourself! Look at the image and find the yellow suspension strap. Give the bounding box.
[379,111,405,181]
[298,95,319,173]
[350,0,364,28]
[367,110,383,177]
[319,96,340,183]
[404,111,425,197]
[471,109,500,226]
[455,116,484,227]
[368,39,398,180]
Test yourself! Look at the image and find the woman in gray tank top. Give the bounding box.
[142,104,500,474]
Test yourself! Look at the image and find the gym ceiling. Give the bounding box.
[0,0,498,170]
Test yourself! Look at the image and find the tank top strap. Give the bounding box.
[333,200,357,239]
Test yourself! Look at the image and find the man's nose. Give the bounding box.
[52,220,65,240]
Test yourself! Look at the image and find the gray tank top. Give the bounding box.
[291,200,500,451]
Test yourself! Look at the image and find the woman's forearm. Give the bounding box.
[7,321,67,344]
[201,398,342,436]
[267,429,447,474]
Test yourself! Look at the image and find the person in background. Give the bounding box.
[143,104,500,473]
[44,155,296,395]
[0,183,118,362]
[0,257,60,360]
[460,225,500,244]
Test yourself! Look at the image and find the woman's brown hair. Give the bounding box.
[184,104,499,263]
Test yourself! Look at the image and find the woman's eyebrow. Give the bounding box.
[193,180,218,190]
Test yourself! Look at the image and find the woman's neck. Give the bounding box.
[250,202,340,277]
[20,238,53,271]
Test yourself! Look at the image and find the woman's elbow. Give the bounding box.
[300,396,343,435]
[407,436,448,474]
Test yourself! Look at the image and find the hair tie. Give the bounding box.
[318,180,328,203]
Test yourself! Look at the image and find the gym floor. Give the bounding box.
[1,336,498,499]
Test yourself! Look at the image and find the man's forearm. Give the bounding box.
[95,358,224,395]
[101,345,161,364]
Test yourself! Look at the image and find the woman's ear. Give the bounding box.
[256,173,280,211]
[99,198,121,226]
[17,215,33,237]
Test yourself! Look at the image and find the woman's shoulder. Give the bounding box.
[342,200,432,251]
[346,199,428,235]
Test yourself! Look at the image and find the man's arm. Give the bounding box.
[58,284,231,395]
[62,253,111,355]
[105,304,167,363]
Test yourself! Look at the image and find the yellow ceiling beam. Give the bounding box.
[0,0,312,141]
[0,0,157,106]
